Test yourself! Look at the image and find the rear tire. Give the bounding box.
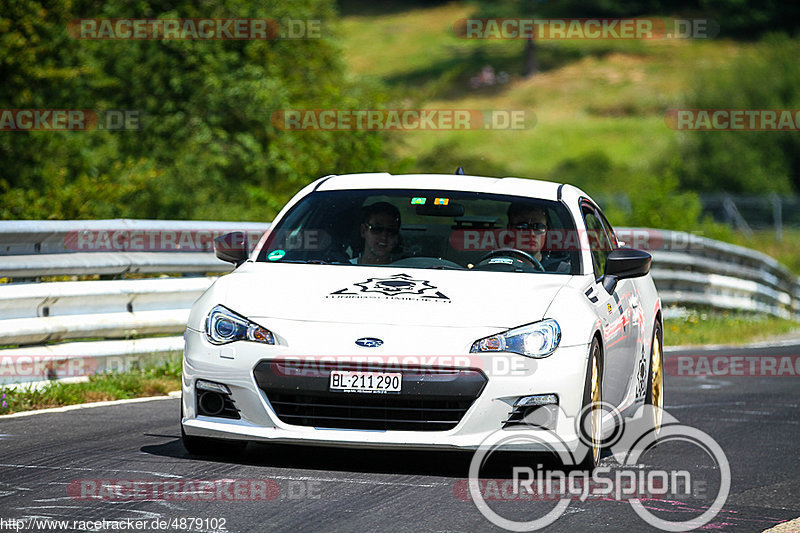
[645,321,664,435]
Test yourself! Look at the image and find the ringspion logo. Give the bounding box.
[464,405,730,531]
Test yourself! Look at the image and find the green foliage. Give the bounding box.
[671,35,800,194]
[413,139,509,176]
[548,150,728,235]
[1,0,392,221]
[550,150,623,193]
[696,0,800,38]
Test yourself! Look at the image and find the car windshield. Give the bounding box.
[257,189,580,274]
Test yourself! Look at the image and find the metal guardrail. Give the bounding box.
[616,228,799,318]
[0,221,797,386]
[0,219,269,278]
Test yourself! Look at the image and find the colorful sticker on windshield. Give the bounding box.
[268,249,286,261]
[433,197,449,205]
[410,197,426,205]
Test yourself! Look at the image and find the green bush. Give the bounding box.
[0,0,395,221]
[672,34,800,195]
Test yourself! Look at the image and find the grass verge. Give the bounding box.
[0,354,181,416]
[664,310,800,347]
[339,2,751,182]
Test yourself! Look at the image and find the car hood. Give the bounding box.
[210,262,571,329]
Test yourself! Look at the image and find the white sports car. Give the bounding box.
[181,172,663,467]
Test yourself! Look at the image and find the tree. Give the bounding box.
[0,0,392,220]
[672,34,800,194]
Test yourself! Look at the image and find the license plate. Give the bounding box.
[329,370,401,393]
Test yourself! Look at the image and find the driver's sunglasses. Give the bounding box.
[511,222,548,233]
[366,223,400,236]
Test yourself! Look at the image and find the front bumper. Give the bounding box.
[181,328,591,452]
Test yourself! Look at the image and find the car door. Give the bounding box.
[598,206,646,405]
[581,202,636,409]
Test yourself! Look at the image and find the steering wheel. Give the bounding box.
[478,248,545,272]
[322,244,352,263]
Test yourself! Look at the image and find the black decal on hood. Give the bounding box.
[328,273,450,301]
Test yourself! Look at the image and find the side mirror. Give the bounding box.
[214,231,249,266]
[602,248,652,294]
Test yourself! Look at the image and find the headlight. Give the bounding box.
[470,319,560,358]
[205,305,274,345]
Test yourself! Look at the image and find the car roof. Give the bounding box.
[314,173,588,203]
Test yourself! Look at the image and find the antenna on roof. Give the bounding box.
[455,167,465,175]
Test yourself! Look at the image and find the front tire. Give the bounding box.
[645,321,664,434]
[577,338,603,470]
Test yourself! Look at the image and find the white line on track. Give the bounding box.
[0,463,185,478]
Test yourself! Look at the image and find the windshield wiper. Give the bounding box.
[427,265,466,270]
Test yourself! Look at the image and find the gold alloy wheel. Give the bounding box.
[651,332,663,432]
[590,345,602,465]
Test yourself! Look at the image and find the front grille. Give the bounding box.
[253,361,487,431]
[267,392,474,431]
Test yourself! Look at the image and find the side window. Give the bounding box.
[597,209,619,249]
[582,205,613,279]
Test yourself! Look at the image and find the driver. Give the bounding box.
[507,203,549,264]
[506,203,571,273]
[352,202,402,265]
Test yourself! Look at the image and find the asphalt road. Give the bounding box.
[1,343,798,533]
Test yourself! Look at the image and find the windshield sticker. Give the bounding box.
[410,197,426,205]
[268,249,286,261]
[327,273,450,302]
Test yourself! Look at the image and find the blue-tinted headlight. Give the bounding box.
[470,319,561,358]
[205,305,274,345]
